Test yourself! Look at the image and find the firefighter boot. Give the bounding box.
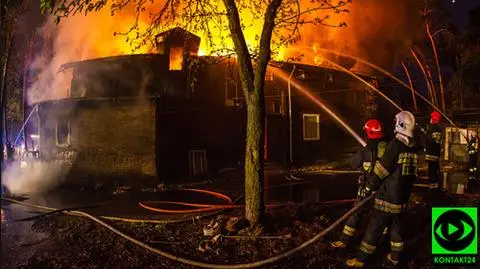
[346,258,364,268]
[387,253,400,266]
[330,241,347,249]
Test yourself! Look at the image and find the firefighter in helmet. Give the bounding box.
[467,132,478,178]
[346,111,419,268]
[330,119,389,249]
[424,111,442,186]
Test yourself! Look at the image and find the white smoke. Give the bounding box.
[2,160,70,196]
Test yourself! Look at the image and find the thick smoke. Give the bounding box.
[2,160,69,195]
[27,6,150,104]
[286,0,423,74]
[27,0,424,103]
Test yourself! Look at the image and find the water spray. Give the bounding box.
[321,58,403,112]
[271,67,366,147]
[315,48,465,136]
[14,105,38,145]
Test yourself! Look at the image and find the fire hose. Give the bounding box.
[138,187,355,214]
[0,177,308,224]
[1,194,374,268]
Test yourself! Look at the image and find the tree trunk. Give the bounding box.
[1,31,14,168]
[222,0,282,228]
[244,90,265,226]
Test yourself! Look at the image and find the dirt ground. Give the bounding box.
[2,188,479,269]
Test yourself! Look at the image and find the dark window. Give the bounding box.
[56,119,70,146]
[272,100,281,114]
[303,114,320,141]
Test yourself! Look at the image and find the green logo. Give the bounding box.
[432,207,478,265]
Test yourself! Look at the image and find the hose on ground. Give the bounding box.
[139,199,355,214]
[138,180,355,214]
[2,204,105,223]
[1,194,374,268]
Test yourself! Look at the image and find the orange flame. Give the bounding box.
[29,0,422,103]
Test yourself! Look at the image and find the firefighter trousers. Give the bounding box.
[427,160,440,184]
[356,209,405,263]
[339,198,371,244]
[469,153,478,170]
[339,196,388,245]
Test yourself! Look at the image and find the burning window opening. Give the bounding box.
[303,113,320,141]
[56,119,71,147]
[169,47,184,71]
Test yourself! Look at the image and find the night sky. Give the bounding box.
[444,0,479,28]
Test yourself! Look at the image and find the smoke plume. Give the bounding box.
[286,0,423,73]
[27,0,424,104]
[27,6,150,104]
[2,160,69,196]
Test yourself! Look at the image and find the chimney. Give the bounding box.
[155,27,201,71]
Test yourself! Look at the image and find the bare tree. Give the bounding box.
[41,0,349,228]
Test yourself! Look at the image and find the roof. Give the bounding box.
[32,96,162,107]
[154,27,200,40]
[57,53,375,80]
[58,54,162,72]
[270,60,376,80]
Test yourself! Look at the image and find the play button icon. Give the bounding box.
[433,209,476,252]
[448,223,459,236]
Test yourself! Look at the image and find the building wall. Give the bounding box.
[156,107,245,182]
[38,99,157,182]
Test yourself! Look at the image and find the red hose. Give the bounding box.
[138,188,355,214]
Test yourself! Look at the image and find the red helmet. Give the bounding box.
[363,119,384,139]
[431,111,441,124]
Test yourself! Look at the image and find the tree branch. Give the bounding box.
[222,0,254,93]
[254,0,283,92]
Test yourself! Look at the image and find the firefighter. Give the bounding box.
[468,134,478,178]
[330,119,389,249]
[424,111,442,186]
[346,111,419,268]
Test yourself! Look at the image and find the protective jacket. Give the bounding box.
[425,123,442,161]
[351,138,388,175]
[350,138,388,199]
[366,134,418,214]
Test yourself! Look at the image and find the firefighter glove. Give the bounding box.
[357,186,367,199]
[357,175,366,186]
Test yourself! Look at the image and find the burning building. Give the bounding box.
[29,27,388,185]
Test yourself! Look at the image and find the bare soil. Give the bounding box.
[2,188,478,269]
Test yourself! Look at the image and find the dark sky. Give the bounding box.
[443,0,479,28]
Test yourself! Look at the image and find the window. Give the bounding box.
[169,47,184,70]
[225,79,242,108]
[272,100,281,114]
[56,119,71,147]
[303,113,320,141]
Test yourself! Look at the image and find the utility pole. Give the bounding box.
[287,65,296,164]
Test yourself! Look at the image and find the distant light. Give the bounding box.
[20,161,27,168]
[452,0,455,3]
[30,134,39,138]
